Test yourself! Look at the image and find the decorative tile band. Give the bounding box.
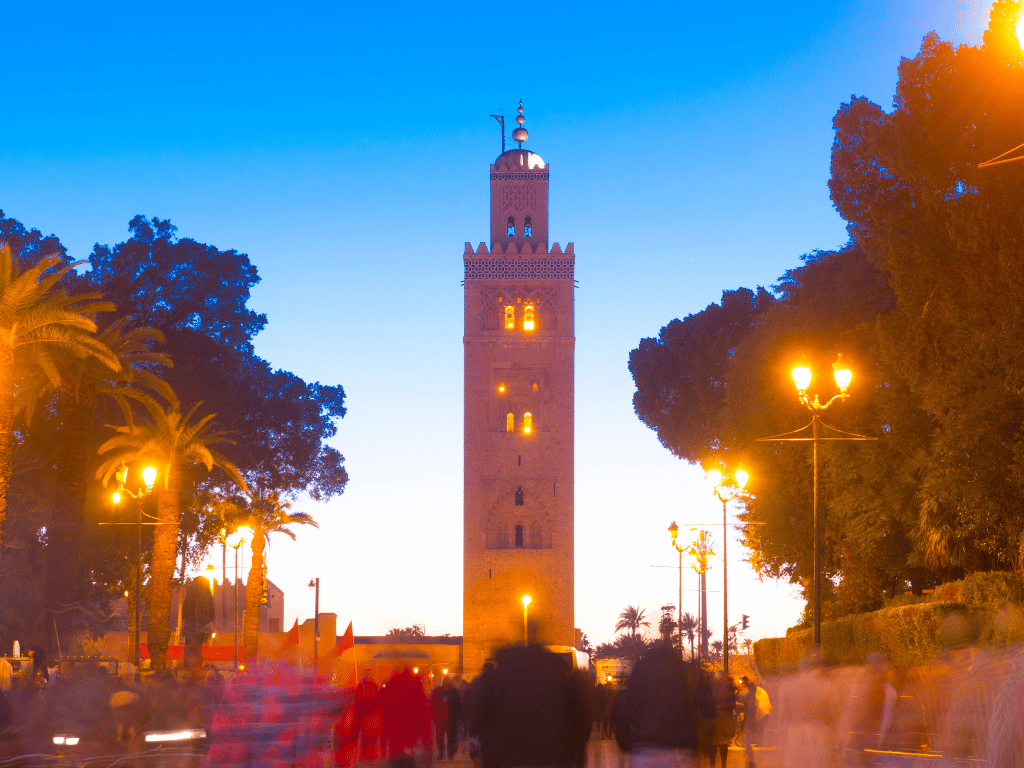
[490,172,549,181]
[465,259,574,281]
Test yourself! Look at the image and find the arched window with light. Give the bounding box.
[504,305,515,330]
[507,216,515,237]
[524,216,533,237]
[523,304,536,332]
[506,412,514,432]
[515,525,524,547]
[522,412,533,434]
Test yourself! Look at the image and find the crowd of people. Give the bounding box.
[6,641,1015,768]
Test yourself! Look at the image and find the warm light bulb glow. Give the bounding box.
[735,469,749,489]
[141,466,157,488]
[706,469,723,488]
[522,412,532,434]
[505,306,515,330]
[413,667,419,674]
[523,305,535,331]
[498,383,506,394]
[506,412,514,432]
[227,525,252,548]
[668,521,679,542]
[522,595,531,607]
[443,668,448,675]
[112,491,122,504]
[834,366,852,392]
[792,366,812,392]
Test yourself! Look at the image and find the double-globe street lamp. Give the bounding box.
[111,463,157,673]
[757,355,875,655]
[706,468,748,677]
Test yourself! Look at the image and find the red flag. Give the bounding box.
[332,621,354,657]
[276,619,299,658]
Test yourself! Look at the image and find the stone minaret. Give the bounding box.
[463,103,575,674]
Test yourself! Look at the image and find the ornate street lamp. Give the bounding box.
[226,525,251,670]
[758,354,875,655]
[706,468,749,676]
[111,462,157,673]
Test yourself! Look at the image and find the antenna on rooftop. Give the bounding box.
[490,112,506,153]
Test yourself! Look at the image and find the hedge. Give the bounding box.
[753,572,1024,675]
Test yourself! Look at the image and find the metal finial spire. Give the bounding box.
[512,100,528,148]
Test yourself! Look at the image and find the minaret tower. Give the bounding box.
[463,102,575,674]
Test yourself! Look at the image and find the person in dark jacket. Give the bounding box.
[612,644,700,768]
[738,677,758,768]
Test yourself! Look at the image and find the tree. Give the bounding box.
[0,242,119,549]
[214,488,318,661]
[96,401,245,668]
[679,613,697,660]
[88,218,348,516]
[384,626,425,642]
[614,606,649,640]
[828,2,1024,574]
[181,576,215,670]
[32,317,172,651]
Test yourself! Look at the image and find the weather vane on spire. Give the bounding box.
[512,100,528,148]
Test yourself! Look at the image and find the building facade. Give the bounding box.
[463,105,575,674]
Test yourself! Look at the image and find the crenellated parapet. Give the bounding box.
[464,241,574,281]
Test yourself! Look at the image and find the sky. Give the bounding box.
[0,0,997,648]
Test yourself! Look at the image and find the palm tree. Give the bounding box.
[31,317,172,650]
[680,613,697,660]
[615,605,650,640]
[214,488,318,662]
[0,242,119,546]
[97,400,245,668]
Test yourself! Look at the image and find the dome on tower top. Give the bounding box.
[494,149,546,170]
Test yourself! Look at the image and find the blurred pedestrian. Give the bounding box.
[704,670,735,768]
[613,644,700,768]
[737,677,757,768]
[382,666,433,768]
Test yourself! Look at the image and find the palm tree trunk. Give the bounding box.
[243,529,265,663]
[174,530,187,646]
[0,344,15,548]
[46,390,96,656]
[148,465,182,669]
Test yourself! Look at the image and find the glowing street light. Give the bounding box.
[227,526,251,670]
[522,595,531,644]
[707,467,749,676]
[758,354,874,656]
[110,463,158,674]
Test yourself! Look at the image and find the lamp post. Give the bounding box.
[705,468,749,677]
[112,463,157,674]
[309,578,320,670]
[757,355,875,655]
[668,522,685,662]
[226,526,251,670]
[521,595,531,645]
[688,529,714,663]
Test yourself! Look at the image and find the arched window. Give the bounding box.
[522,412,533,434]
[515,525,524,547]
[532,381,539,392]
[506,412,514,432]
[507,216,515,237]
[504,305,515,330]
[523,304,536,332]
[524,215,533,237]
[515,487,524,506]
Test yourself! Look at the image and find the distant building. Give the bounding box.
[463,103,576,674]
[208,577,285,633]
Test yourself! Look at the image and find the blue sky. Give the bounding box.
[0,0,995,646]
